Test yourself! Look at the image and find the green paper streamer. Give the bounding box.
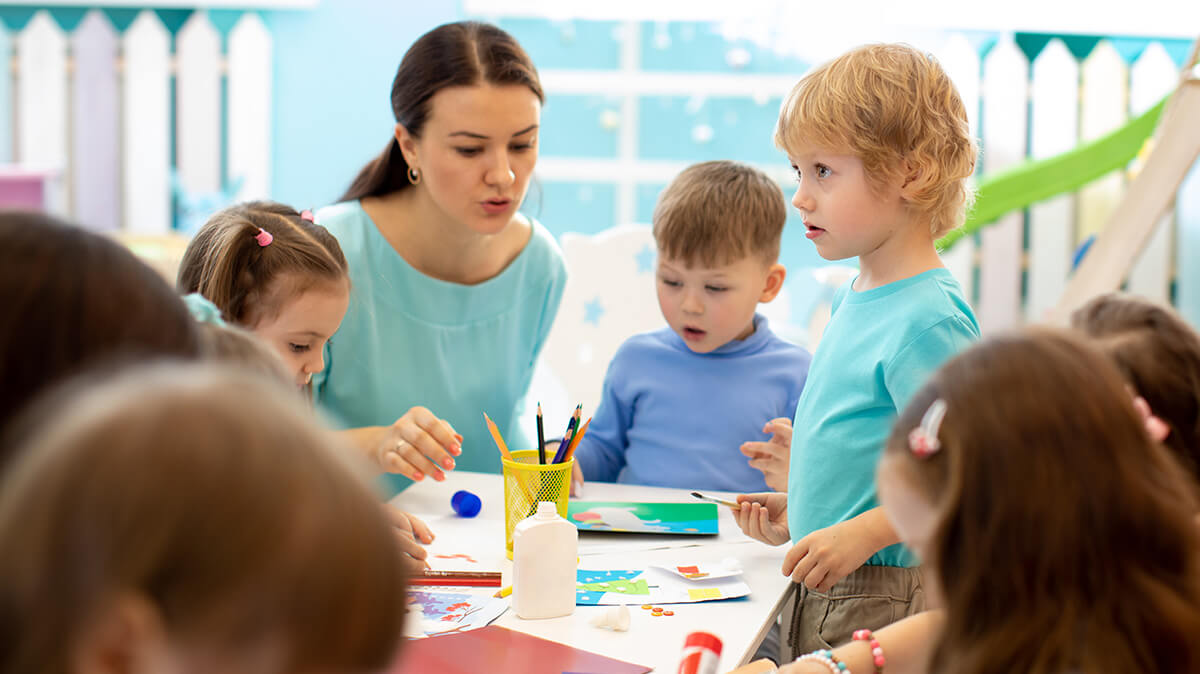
[939,95,1167,251]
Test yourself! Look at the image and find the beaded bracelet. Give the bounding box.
[794,649,850,673]
[852,629,887,673]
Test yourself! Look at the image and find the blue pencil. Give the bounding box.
[551,405,582,463]
[537,402,546,464]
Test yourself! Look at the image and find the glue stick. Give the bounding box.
[677,631,722,674]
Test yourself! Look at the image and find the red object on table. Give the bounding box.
[393,625,650,674]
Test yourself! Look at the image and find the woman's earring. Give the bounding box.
[407,167,421,185]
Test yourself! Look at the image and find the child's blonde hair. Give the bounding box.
[882,329,1200,674]
[0,363,405,672]
[775,43,977,238]
[652,160,787,267]
[178,201,349,327]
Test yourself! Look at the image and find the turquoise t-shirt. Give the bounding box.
[787,268,979,567]
[312,201,567,494]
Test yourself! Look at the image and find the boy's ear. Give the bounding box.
[394,123,420,169]
[898,159,926,201]
[759,263,787,303]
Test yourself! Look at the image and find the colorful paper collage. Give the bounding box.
[567,501,719,534]
[404,590,509,639]
[575,568,750,606]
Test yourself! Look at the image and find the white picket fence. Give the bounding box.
[3,8,270,233]
[933,36,1199,330]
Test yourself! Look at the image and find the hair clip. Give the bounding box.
[254,228,273,247]
[908,399,947,458]
[300,209,316,223]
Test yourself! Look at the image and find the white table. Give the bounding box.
[391,472,791,673]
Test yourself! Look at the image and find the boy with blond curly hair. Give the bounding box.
[735,43,981,656]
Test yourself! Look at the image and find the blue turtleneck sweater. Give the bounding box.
[574,314,811,491]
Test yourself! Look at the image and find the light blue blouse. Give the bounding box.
[313,201,567,494]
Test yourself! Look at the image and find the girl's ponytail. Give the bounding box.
[179,202,348,327]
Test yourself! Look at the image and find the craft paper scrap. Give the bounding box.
[567,501,719,535]
[405,590,508,638]
[575,568,750,606]
[653,557,744,581]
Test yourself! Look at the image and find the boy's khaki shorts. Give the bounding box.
[787,564,925,656]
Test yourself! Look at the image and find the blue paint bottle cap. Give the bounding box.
[451,490,482,518]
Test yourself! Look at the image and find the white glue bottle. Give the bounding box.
[512,501,577,620]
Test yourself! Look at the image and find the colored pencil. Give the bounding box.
[536,403,546,465]
[551,405,581,463]
[551,425,575,464]
[483,412,512,461]
[411,570,503,588]
[561,417,591,463]
[494,585,513,598]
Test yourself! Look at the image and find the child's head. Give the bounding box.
[0,211,202,451]
[877,329,1200,674]
[651,160,787,353]
[1071,292,1200,481]
[199,322,295,393]
[775,44,976,259]
[178,201,350,389]
[0,363,405,673]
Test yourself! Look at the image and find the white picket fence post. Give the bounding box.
[72,10,120,230]
[227,12,272,203]
[16,11,67,213]
[1026,39,1078,322]
[1126,42,1178,303]
[177,10,223,195]
[934,34,980,305]
[978,38,1028,332]
[1077,41,1128,245]
[122,10,172,233]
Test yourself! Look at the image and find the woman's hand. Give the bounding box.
[376,407,462,481]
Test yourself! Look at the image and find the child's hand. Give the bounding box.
[733,492,791,545]
[740,417,793,492]
[570,460,584,497]
[377,406,463,481]
[384,505,433,573]
[783,518,878,591]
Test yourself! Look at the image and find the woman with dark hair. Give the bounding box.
[315,21,567,493]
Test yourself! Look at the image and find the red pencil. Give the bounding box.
[410,570,502,587]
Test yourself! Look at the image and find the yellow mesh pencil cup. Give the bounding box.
[502,449,573,560]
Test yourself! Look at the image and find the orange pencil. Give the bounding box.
[561,417,591,463]
[483,412,513,461]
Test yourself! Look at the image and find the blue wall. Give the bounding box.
[263,1,458,207]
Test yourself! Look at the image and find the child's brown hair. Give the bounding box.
[1071,292,1200,481]
[0,211,202,451]
[881,329,1200,674]
[652,160,787,268]
[775,43,977,238]
[178,201,349,327]
[0,363,405,672]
